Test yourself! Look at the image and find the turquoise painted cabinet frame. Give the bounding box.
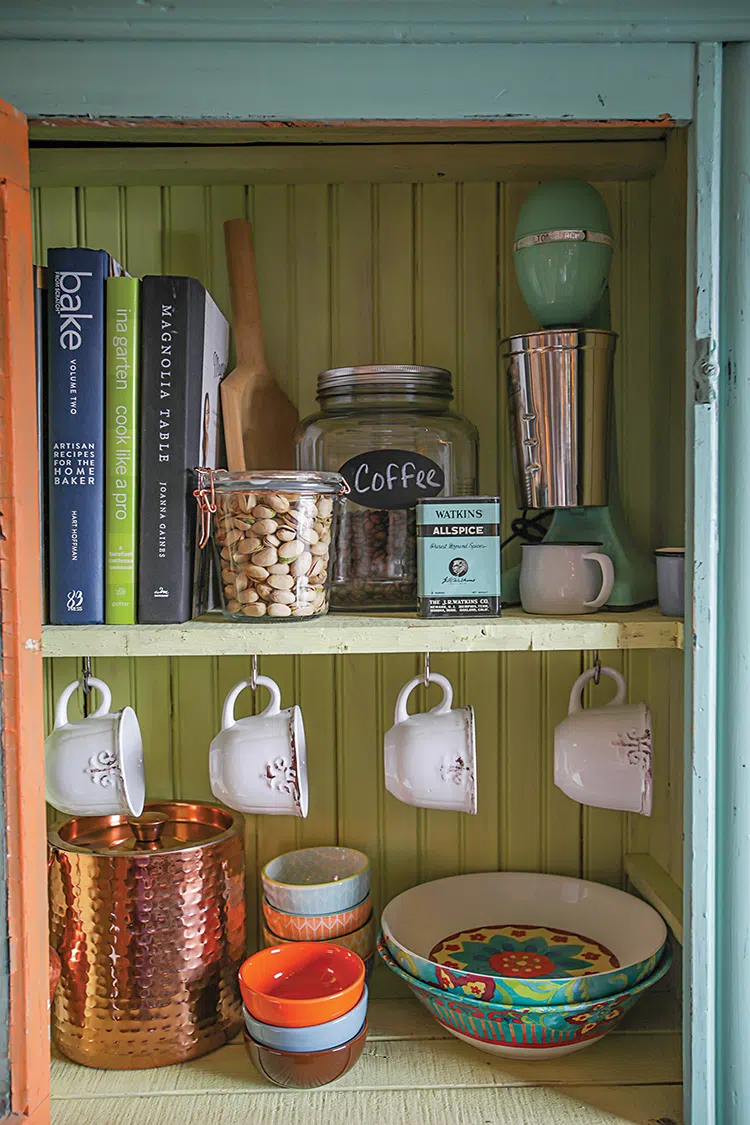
[2,10,749,1123]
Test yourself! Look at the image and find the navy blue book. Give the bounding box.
[47,248,114,624]
[34,265,48,624]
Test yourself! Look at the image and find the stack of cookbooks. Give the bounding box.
[40,248,229,625]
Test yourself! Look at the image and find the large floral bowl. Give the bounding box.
[382,872,666,1006]
[378,936,672,1059]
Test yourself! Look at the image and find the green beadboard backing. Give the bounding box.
[36,132,686,995]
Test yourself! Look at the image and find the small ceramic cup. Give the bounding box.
[262,894,372,942]
[244,1021,368,1089]
[243,985,368,1053]
[261,847,370,914]
[384,673,476,814]
[655,547,685,618]
[45,677,145,817]
[210,676,308,817]
[239,943,365,1028]
[519,542,615,615]
[263,911,376,957]
[554,666,653,816]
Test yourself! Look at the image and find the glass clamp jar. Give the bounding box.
[296,366,478,611]
[194,469,348,620]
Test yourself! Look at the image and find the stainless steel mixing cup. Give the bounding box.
[501,329,616,509]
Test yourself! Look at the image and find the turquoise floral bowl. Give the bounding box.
[378,936,672,1059]
[381,872,667,1006]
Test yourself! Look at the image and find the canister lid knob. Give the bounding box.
[128,812,168,846]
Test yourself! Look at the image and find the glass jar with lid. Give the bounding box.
[296,366,478,610]
[194,469,348,620]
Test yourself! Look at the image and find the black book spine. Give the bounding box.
[138,276,205,624]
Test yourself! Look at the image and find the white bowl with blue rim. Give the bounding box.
[261,847,370,915]
[381,872,667,1006]
[243,984,368,1053]
[379,937,672,1059]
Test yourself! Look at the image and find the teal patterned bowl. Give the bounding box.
[381,872,667,1006]
[378,936,672,1059]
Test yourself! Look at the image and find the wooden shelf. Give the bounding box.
[625,854,684,945]
[42,607,683,658]
[50,994,682,1125]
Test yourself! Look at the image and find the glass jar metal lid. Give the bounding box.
[204,469,348,495]
[316,365,453,401]
[48,801,240,856]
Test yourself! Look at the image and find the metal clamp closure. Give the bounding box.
[193,467,217,549]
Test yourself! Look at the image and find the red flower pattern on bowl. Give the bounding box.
[487,1009,525,1024]
[436,965,496,1001]
[488,950,558,978]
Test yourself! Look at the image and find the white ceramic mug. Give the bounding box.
[384,673,476,814]
[554,666,653,816]
[519,542,615,615]
[210,676,308,817]
[655,547,685,618]
[45,677,145,817]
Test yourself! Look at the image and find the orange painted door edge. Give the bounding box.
[0,97,50,1125]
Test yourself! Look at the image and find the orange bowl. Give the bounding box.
[262,894,371,941]
[239,943,365,1028]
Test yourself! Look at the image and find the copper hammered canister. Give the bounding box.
[48,802,246,1069]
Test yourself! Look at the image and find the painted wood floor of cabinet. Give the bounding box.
[50,997,682,1125]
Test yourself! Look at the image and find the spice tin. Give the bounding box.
[417,497,502,617]
[49,803,246,1069]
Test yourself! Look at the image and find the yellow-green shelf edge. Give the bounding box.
[41,608,683,657]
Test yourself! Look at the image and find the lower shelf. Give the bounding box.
[50,993,682,1125]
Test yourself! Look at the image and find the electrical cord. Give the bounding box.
[501,509,553,551]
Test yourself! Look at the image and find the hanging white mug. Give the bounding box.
[384,673,477,814]
[554,666,653,816]
[210,676,308,817]
[45,677,145,817]
[519,542,615,614]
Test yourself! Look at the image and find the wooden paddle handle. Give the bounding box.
[224,218,267,371]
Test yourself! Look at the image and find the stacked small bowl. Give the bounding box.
[242,846,374,1087]
[240,942,368,1088]
[261,847,376,982]
[379,872,671,1059]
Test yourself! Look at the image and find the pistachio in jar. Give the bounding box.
[197,471,346,621]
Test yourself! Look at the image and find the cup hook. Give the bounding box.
[593,650,602,687]
[251,654,258,692]
[81,655,92,696]
[80,656,95,717]
[423,651,430,688]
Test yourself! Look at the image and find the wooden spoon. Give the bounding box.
[221,218,298,470]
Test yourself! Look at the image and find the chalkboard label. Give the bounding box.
[339,449,445,510]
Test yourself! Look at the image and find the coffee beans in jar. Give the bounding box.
[196,471,346,620]
[296,366,478,611]
[330,508,417,608]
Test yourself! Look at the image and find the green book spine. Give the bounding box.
[105,277,139,624]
